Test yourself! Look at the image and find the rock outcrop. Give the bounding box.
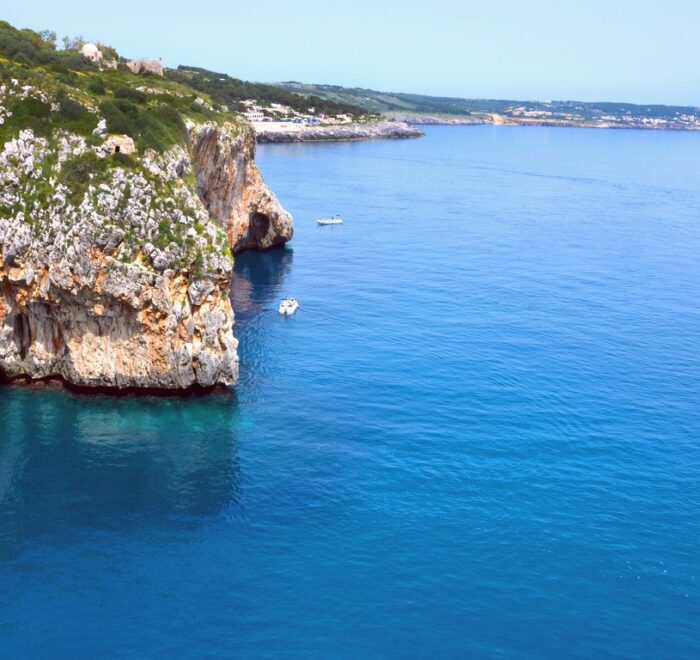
[0,70,291,391]
[126,59,165,77]
[0,128,237,390]
[191,122,293,252]
[0,250,237,391]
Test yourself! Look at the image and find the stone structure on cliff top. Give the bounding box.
[126,59,165,77]
[0,72,292,391]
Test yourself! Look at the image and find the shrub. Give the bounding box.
[88,78,106,95]
[112,152,136,168]
[99,98,187,152]
[100,98,140,135]
[0,97,53,142]
[53,70,80,86]
[13,52,31,66]
[60,151,114,205]
[114,86,147,104]
[57,90,86,121]
[97,43,118,61]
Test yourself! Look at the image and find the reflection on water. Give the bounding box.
[0,387,242,557]
[231,246,293,319]
[231,246,295,392]
[0,248,294,558]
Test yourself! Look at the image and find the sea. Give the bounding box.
[1,126,699,658]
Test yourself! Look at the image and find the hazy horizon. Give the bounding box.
[4,0,699,107]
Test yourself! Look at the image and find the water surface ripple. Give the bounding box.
[1,126,699,658]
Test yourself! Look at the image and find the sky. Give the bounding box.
[4,0,699,106]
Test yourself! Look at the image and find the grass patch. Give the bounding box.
[100,98,187,152]
[59,151,111,205]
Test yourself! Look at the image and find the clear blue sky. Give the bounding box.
[4,0,699,106]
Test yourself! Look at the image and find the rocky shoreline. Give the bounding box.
[254,120,423,143]
[389,113,482,126]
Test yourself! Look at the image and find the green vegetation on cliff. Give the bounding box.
[0,20,242,282]
[0,20,254,148]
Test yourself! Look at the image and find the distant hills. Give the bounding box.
[275,82,700,129]
[277,82,497,115]
[168,68,372,118]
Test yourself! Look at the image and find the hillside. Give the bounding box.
[277,81,700,130]
[277,82,485,115]
[167,66,372,119]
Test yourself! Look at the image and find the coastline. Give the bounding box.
[389,112,700,131]
[253,119,424,143]
[253,114,700,146]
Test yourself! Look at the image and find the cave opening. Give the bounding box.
[14,313,31,361]
[249,212,271,242]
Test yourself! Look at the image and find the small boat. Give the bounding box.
[278,297,299,315]
[317,215,343,225]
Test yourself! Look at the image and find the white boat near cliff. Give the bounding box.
[278,298,299,315]
[317,215,343,225]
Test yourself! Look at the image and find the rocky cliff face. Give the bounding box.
[191,123,293,252]
[0,247,237,390]
[0,71,291,391]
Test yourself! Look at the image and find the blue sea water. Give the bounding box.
[1,126,700,658]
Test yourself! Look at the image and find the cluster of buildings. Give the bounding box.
[506,104,700,130]
[240,100,353,125]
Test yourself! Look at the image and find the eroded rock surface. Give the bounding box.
[0,71,294,390]
[0,123,238,390]
[0,253,237,390]
[191,122,293,252]
[126,59,165,77]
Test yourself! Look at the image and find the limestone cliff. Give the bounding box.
[191,123,293,252]
[0,126,237,390]
[0,54,291,391]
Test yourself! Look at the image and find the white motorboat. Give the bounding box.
[317,215,343,225]
[278,297,299,315]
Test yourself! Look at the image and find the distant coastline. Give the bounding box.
[276,82,700,133]
[253,111,700,146]
[389,112,700,131]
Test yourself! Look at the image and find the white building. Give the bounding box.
[81,43,102,63]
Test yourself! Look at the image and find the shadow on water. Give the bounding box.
[230,246,294,391]
[0,248,295,558]
[0,386,243,557]
[231,246,293,319]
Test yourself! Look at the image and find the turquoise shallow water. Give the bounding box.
[1,126,700,657]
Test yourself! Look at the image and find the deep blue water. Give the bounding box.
[2,126,700,657]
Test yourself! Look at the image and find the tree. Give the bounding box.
[38,30,56,48]
[62,35,84,51]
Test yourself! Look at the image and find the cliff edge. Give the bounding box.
[0,26,292,391]
[191,123,293,252]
